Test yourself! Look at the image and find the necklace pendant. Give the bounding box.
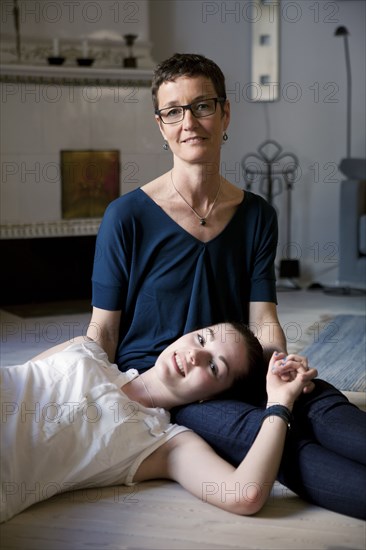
[200,218,206,226]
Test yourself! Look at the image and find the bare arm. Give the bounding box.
[86,307,121,363]
[32,307,121,363]
[135,355,317,516]
[249,301,314,392]
[249,301,287,362]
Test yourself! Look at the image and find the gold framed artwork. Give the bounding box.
[61,150,120,219]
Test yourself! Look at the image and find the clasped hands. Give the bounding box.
[267,352,318,407]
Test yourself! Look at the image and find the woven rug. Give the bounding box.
[301,315,366,392]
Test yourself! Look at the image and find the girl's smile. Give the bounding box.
[143,324,248,408]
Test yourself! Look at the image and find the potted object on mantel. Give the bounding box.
[123,34,138,68]
[76,39,94,67]
[47,38,65,65]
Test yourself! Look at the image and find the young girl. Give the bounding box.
[1,322,316,522]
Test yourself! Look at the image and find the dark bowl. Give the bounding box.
[47,56,65,66]
[76,58,95,67]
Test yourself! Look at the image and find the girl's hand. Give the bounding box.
[266,352,318,410]
[272,353,309,379]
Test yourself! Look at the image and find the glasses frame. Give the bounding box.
[155,97,226,124]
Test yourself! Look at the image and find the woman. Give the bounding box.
[1,322,318,523]
[88,52,284,371]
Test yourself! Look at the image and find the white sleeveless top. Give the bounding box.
[0,341,189,523]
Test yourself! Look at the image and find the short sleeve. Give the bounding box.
[91,196,132,311]
[248,197,278,303]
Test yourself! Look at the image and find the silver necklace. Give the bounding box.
[139,375,156,408]
[170,171,222,226]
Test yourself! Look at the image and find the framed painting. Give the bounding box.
[61,150,120,219]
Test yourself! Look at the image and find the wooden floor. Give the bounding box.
[1,475,365,550]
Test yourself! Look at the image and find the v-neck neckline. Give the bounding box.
[138,188,246,245]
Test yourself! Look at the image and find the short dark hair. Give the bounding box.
[151,53,227,112]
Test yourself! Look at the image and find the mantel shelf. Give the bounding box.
[0,219,102,239]
[0,64,153,87]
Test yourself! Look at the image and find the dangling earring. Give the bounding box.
[223,132,228,142]
[163,139,169,150]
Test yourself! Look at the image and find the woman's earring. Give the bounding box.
[223,132,228,142]
[163,140,169,150]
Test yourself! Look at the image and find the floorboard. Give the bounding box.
[1,482,365,550]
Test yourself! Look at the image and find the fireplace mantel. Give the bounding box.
[0,219,101,240]
[0,64,153,87]
[0,64,159,237]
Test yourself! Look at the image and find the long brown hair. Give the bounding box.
[221,322,267,405]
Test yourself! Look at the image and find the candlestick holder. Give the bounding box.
[123,34,137,68]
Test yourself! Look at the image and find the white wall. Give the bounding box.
[150,0,366,285]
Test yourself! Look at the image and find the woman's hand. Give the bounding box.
[272,353,308,378]
[266,352,318,410]
[270,352,316,392]
[274,352,308,373]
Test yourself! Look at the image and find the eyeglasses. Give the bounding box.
[155,97,226,124]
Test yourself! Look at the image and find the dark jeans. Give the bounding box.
[172,380,366,519]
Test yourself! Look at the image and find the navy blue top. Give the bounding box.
[92,188,278,372]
